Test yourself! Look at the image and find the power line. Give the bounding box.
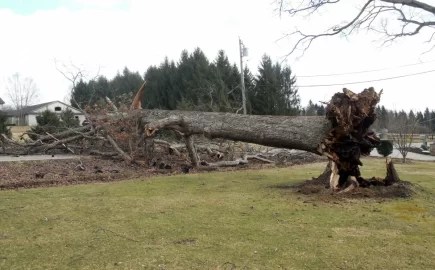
[295,69,435,88]
[298,59,435,78]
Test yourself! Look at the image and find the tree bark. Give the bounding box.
[141,111,331,155]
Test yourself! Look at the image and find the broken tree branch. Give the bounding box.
[106,135,132,163]
[185,135,199,167]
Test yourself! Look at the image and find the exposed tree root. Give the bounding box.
[312,157,402,193]
[384,156,400,185]
[319,87,382,177]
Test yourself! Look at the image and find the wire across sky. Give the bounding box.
[296,69,435,88]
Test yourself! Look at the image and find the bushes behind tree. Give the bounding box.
[376,140,393,157]
[0,111,12,138]
[29,109,80,140]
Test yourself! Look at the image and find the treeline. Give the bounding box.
[372,106,435,133]
[301,100,325,116]
[71,48,301,116]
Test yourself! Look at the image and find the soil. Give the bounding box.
[0,151,325,190]
[284,175,420,202]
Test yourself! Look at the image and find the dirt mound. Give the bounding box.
[290,177,418,200]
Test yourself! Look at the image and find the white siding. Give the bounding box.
[76,115,86,125]
[28,101,86,127]
[32,102,82,114]
[27,115,38,126]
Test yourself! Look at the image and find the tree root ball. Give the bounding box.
[322,87,382,179]
[290,157,410,198]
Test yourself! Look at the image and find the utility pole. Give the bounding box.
[239,37,249,158]
[239,37,248,115]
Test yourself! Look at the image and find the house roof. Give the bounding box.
[3,101,83,117]
[0,97,4,105]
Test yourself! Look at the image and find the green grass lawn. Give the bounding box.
[1,159,435,269]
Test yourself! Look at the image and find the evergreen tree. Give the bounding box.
[416,111,424,124]
[60,108,80,128]
[175,48,216,110]
[380,106,389,129]
[408,110,416,122]
[424,107,431,129]
[214,50,240,112]
[305,100,316,116]
[244,67,256,114]
[142,58,179,110]
[29,110,62,140]
[71,79,94,109]
[251,55,278,115]
[0,111,11,138]
[431,110,435,133]
[279,66,300,115]
[250,54,300,115]
[110,67,144,96]
[316,105,325,116]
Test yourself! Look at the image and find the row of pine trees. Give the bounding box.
[71,48,301,116]
[372,106,435,133]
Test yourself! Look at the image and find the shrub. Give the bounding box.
[0,111,11,138]
[376,140,393,157]
[29,110,62,140]
[60,108,80,128]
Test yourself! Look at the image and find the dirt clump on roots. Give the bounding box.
[293,178,417,201]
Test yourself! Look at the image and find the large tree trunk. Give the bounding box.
[141,110,331,154]
[141,87,383,191]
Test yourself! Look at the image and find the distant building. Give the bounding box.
[3,101,86,126]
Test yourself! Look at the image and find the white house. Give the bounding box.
[3,101,86,126]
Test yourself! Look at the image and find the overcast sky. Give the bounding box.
[0,0,434,111]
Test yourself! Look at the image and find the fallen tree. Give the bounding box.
[141,87,386,191]
[0,86,400,193]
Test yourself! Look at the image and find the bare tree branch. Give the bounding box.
[4,73,40,125]
[390,114,419,163]
[277,0,435,58]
